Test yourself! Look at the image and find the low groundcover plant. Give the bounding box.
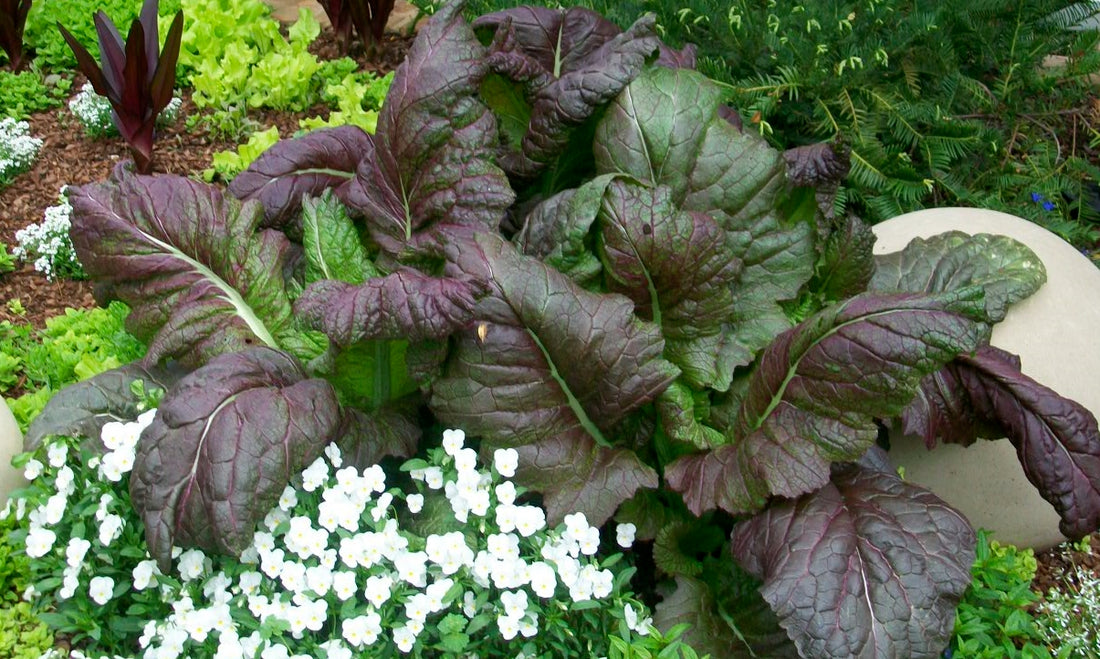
[0,116,40,186]
[13,187,84,281]
[14,419,696,658]
[21,2,1100,658]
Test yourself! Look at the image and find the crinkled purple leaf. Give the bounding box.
[515,173,617,287]
[429,232,675,524]
[666,291,988,516]
[730,465,976,659]
[595,66,816,359]
[475,7,659,177]
[24,362,185,452]
[68,167,319,368]
[131,347,341,570]
[597,178,745,390]
[809,214,877,302]
[870,231,1046,323]
[229,125,374,237]
[902,345,1100,539]
[654,575,799,659]
[335,406,420,471]
[344,0,514,256]
[655,42,697,69]
[294,270,484,347]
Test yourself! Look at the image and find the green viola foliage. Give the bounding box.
[950,530,1052,659]
[52,3,1100,658]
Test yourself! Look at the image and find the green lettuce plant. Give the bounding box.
[35,3,1100,658]
[0,69,69,120]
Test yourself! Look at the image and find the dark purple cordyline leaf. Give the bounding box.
[809,214,877,301]
[317,0,353,46]
[730,465,975,659]
[0,0,32,71]
[344,0,514,256]
[335,406,420,471]
[347,0,395,47]
[597,178,745,390]
[870,231,1047,324]
[59,0,182,173]
[68,166,311,368]
[595,66,816,360]
[131,347,341,569]
[654,576,799,659]
[902,345,1100,539]
[666,291,987,516]
[294,270,484,347]
[476,7,659,177]
[229,125,374,236]
[24,362,185,453]
[429,232,675,524]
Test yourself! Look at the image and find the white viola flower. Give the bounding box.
[423,466,444,490]
[394,550,428,587]
[441,428,465,455]
[94,493,114,520]
[490,557,529,590]
[487,533,521,561]
[528,561,557,598]
[279,560,307,593]
[362,464,386,493]
[341,611,382,648]
[98,513,124,546]
[214,631,244,659]
[462,590,477,618]
[22,458,43,480]
[519,614,539,639]
[58,572,78,600]
[25,526,56,558]
[554,555,581,588]
[300,457,329,492]
[132,559,160,590]
[624,603,653,635]
[514,506,546,538]
[334,466,361,492]
[406,493,424,514]
[493,448,519,477]
[425,577,453,612]
[404,592,433,622]
[44,492,67,525]
[318,640,352,659]
[278,485,298,511]
[454,447,478,473]
[100,421,129,450]
[99,449,134,482]
[405,618,425,635]
[136,408,157,429]
[592,568,614,598]
[496,614,521,641]
[238,570,262,597]
[89,575,115,605]
[65,537,90,569]
[495,503,518,533]
[393,625,417,653]
[324,442,343,468]
[616,522,637,548]
[204,572,233,605]
[253,531,276,554]
[364,574,394,607]
[305,564,333,596]
[261,643,291,659]
[563,512,590,541]
[47,442,68,468]
[331,570,357,600]
[303,599,328,632]
[264,507,290,532]
[371,492,393,522]
[495,481,516,506]
[177,548,207,581]
[54,465,75,494]
[467,489,491,517]
[578,526,601,556]
[501,589,529,618]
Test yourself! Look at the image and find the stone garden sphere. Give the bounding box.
[0,403,25,502]
[874,207,1100,550]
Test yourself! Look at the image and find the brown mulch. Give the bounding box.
[1033,533,1100,597]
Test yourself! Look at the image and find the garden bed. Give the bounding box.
[3,0,1100,657]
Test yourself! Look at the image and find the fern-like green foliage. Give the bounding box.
[468,0,1100,246]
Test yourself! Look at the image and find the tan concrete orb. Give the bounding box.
[874,208,1100,550]
[0,403,26,503]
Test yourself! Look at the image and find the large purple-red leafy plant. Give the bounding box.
[0,0,31,70]
[58,0,183,173]
[36,2,1100,658]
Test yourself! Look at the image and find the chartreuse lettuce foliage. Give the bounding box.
[35,2,1100,658]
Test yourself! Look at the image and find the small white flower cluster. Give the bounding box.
[13,186,84,280]
[69,82,183,137]
[1038,564,1100,654]
[131,428,651,658]
[20,411,157,606]
[0,116,42,184]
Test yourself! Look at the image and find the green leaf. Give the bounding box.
[301,190,378,286]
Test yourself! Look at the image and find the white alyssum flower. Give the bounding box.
[14,187,83,281]
[69,81,183,137]
[0,117,41,183]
